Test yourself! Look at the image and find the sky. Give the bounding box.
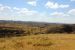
[0,0,75,23]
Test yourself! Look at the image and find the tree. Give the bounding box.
[62,25,73,33]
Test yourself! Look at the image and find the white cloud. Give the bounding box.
[50,9,75,18]
[13,7,37,16]
[0,5,13,16]
[18,9,38,16]
[0,6,4,11]
[27,1,36,6]
[68,9,75,16]
[49,11,75,23]
[50,12,69,17]
[13,7,20,10]
[0,4,75,23]
[0,4,12,12]
[0,5,14,20]
[0,4,50,22]
[59,5,69,8]
[45,1,69,9]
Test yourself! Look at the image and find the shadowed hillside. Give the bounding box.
[0,20,75,38]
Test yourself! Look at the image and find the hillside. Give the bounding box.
[0,20,75,37]
[1,34,75,50]
[0,20,75,50]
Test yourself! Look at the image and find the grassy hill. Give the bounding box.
[0,20,75,37]
[0,20,75,50]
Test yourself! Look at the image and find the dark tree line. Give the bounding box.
[47,25,74,33]
[0,28,25,37]
[0,24,75,38]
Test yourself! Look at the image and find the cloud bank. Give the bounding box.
[45,1,69,9]
[0,3,75,23]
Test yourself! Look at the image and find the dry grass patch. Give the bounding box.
[0,34,75,50]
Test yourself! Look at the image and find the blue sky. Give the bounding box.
[0,0,75,23]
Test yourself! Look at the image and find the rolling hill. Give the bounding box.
[0,20,75,37]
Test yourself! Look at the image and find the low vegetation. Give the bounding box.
[0,22,75,37]
[0,20,75,50]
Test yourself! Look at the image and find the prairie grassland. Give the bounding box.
[0,34,75,50]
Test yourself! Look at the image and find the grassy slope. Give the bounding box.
[0,21,75,50]
[0,34,75,50]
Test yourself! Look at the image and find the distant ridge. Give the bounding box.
[0,20,75,38]
[0,20,75,25]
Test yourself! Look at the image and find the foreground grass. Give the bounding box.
[0,34,75,50]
